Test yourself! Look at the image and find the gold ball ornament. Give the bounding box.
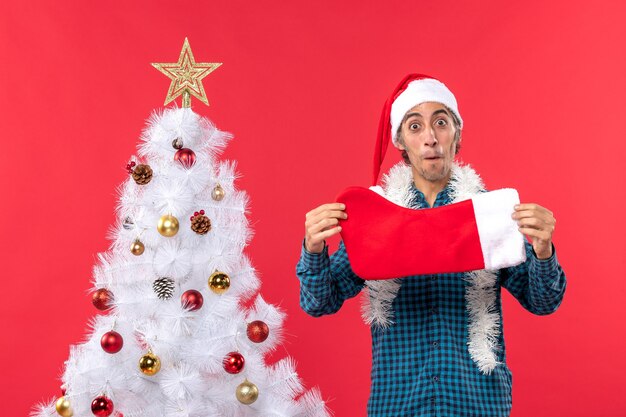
[211,184,225,201]
[208,271,230,294]
[157,214,179,237]
[55,396,73,417]
[130,239,145,256]
[139,352,161,376]
[236,379,259,405]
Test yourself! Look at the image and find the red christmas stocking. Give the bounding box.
[336,187,527,280]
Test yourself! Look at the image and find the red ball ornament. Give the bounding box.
[223,351,245,374]
[247,320,270,343]
[174,148,196,168]
[181,289,204,311]
[91,396,114,417]
[92,288,113,311]
[100,331,123,354]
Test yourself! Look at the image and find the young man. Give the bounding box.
[295,74,566,417]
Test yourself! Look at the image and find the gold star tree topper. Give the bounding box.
[152,38,221,107]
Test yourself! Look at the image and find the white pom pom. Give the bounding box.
[153,239,193,280]
[267,357,304,399]
[160,362,204,400]
[151,174,195,217]
[30,400,57,417]
[297,387,333,417]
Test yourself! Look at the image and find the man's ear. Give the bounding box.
[395,133,406,150]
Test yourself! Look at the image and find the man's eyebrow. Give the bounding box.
[404,112,422,121]
[403,109,451,123]
[433,109,451,117]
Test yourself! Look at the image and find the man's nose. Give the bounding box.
[423,126,438,146]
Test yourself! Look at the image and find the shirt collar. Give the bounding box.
[409,180,452,208]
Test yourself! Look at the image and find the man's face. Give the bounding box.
[396,101,459,182]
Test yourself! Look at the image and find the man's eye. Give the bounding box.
[409,123,420,130]
[435,119,447,126]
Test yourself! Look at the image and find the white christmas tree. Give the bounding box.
[33,39,330,417]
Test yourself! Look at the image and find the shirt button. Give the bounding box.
[432,376,439,382]
[432,341,439,347]
[430,307,437,314]
[430,275,437,281]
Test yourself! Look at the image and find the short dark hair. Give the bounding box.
[396,106,462,165]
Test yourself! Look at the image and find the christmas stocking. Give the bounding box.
[336,187,527,280]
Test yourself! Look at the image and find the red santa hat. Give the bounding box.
[372,73,463,186]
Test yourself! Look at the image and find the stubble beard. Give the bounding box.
[416,158,451,182]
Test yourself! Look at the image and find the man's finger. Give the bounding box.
[517,219,555,234]
[313,226,342,241]
[512,209,554,225]
[516,217,547,230]
[307,210,348,227]
[515,203,553,217]
[308,217,341,235]
[306,203,346,219]
[518,226,551,241]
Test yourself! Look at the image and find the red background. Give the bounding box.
[1,1,625,416]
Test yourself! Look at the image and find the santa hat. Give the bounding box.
[373,74,463,186]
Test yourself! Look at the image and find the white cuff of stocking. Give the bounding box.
[471,188,527,270]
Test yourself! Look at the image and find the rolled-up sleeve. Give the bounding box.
[296,239,365,317]
[500,240,567,315]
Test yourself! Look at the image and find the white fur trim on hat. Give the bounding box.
[390,78,463,146]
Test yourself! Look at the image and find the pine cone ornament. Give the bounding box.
[132,164,153,185]
[190,210,211,235]
[153,277,175,300]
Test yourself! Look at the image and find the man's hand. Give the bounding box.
[305,203,347,253]
[512,203,556,259]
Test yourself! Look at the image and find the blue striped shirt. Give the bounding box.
[295,183,567,416]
